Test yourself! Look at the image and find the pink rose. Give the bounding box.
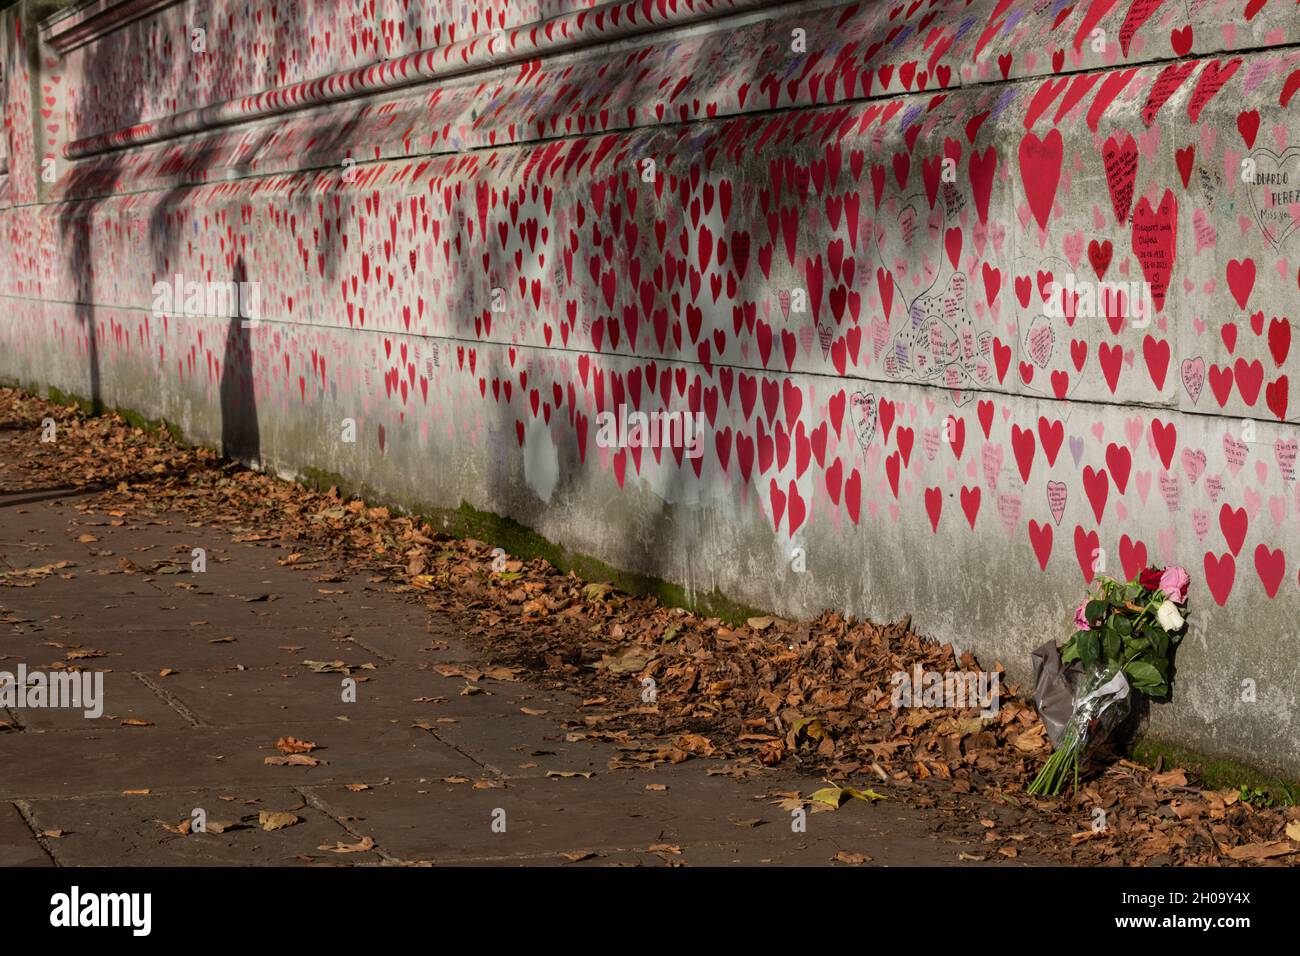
[1159,566,1189,604]
[1074,600,1091,632]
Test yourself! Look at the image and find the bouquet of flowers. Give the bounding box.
[1028,566,1190,796]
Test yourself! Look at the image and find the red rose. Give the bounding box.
[1139,567,1164,590]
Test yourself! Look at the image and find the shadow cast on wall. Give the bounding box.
[219,255,260,466]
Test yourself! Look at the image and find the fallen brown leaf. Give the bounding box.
[259,811,301,831]
[1151,769,1189,788]
[275,736,317,754]
[833,851,871,864]
[264,754,320,767]
[318,836,375,854]
[1225,841,1297,861]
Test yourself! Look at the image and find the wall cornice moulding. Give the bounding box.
[59,0,780,160]
[41,0,185,54]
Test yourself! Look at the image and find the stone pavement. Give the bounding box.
[0,421,1043,867]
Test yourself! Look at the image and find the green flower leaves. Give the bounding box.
[1060,570,1189,702]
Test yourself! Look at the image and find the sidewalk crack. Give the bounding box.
[298,788,399,864]
[13,799,61,867]
[132,671,206,727]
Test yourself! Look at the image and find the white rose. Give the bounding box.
[1156,601,1184,633]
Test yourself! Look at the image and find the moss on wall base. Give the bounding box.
[296,465,766,626]
[43,385,185,445]
[1128,739,1300,806]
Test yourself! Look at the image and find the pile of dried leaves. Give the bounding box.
[3,387,1299,866]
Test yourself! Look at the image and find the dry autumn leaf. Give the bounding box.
[275,736,317,754]
[594,645,652,674]
[0,561,72,579]
[259,811,301,831]
[1151,768,1189,788]
[833,851,871,865]
[1225,841,1297,861]
[1012,725,1047,752]
[433,663,482,681]
[809,785,887,810]
[673,733,715,756]
[264,754,320,767]
[318,836,375,854]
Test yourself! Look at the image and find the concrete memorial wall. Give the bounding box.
[2,0,1299,772]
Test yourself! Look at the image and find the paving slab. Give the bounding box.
[19,789,383,866]
[0,801,53,867]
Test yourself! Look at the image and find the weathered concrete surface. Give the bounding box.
[1,0,1299,773]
